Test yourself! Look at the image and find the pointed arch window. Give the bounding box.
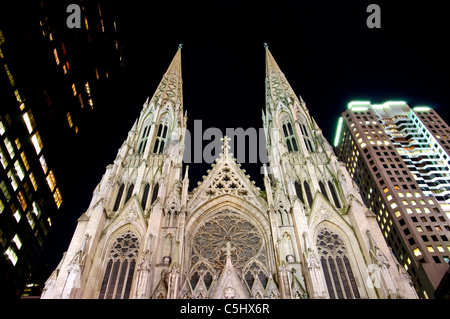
[319,181,329,202]
[294,181,304,203]
[304,181,313,208]
[300,121,315,153]
[124,183,134,204]
[99,231,139,299]
[141,183,150,210]
[328,181,341,209]
[113,184,125,212]
[150,183,159,205]
[138,125,150,154]
[153,123,169,154]
[282,122,298,152]
[316,228,360,299]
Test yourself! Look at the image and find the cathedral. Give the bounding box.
[41,45,418,299]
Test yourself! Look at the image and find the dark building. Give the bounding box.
[0,0,125,298]
[334,101,450,298]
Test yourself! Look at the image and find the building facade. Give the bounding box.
[334,101,450,298]
[0,0,126,297]
[41,46,417,299]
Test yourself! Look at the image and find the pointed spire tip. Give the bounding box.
[178,43,183,49]
[263,43,268,48]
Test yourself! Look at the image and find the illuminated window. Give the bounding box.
[1,181,11,202]
[84,17,89,30]
[67,112,73,128]
[424,207,430,214]
[387,195,393,201]
[20,152,29,171]
[39,155,48,174]
[3,64,15,87]
[14,138,21,150]
[416,226,423,232]
[72,83,77,96]
[17,190,27,210]
[427,246,435,252]
[5,137,15,159]
[85,82,91,96]
[437,245,445,252]
[383,187,389,193]
[415,208,422,214]
[406,192,412,197]
[0,121,5,135]
[32,201,41,218]
[13,234,22,249]
[413,248,422,256]
[53,187,62,208]
[53,48,60,65]
[0,47,3,59]
[29,172,38,190]
[46,170,57,192]
[5,246,18,265]
[394,211,401,217]
[14,160,25,181]
[398,192,404,197]
[26,211,35,229]
[402,200,408,205]
[31,131,43,154]
[0,147,8,169]
[7,170,18,190]
[411,200,417,206]
[0,199,3,214]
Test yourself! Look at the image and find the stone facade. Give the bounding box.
[41,46,418,299]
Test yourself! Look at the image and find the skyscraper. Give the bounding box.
[334,101,450,298]
[0,0,125,297]
[41,46,416,299]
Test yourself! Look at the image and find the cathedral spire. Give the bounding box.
[149,45,183,110]
[265,45,299,109]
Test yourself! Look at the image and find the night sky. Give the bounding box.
[32,0,450,282]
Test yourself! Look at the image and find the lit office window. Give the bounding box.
[4,64,15,86]
[31,132,43,154]
[20,152,29,171]
[72,83,77,96]
[17,190,27,210]
[6,246,18,265]
[13,234,22,249]
[67,112,74,128]
[46,170,57,192]
[7,170,18,191]
[1,180,11,202]
[39,155,48,174]
[5,137,15,159]
[0,147,8,169]
[0,121,5,136]
[26,211,35,229]
[53,187,62,208]
[29,172,38,191]
[32,201,41,218]
[14,160,25,181]
[53,48,60,65]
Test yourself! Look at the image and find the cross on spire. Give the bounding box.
[221,240,236,260]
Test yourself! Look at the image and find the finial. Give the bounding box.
[220,136,231,157]
[178,43,183,49]
[263,43,268,48]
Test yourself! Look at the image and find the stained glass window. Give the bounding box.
[316,228,360,299]
[99,231,139,299]
[113,184,124,212]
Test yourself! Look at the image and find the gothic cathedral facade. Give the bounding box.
[42,46,418,299]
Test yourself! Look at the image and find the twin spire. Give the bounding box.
[149,43,299,112]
